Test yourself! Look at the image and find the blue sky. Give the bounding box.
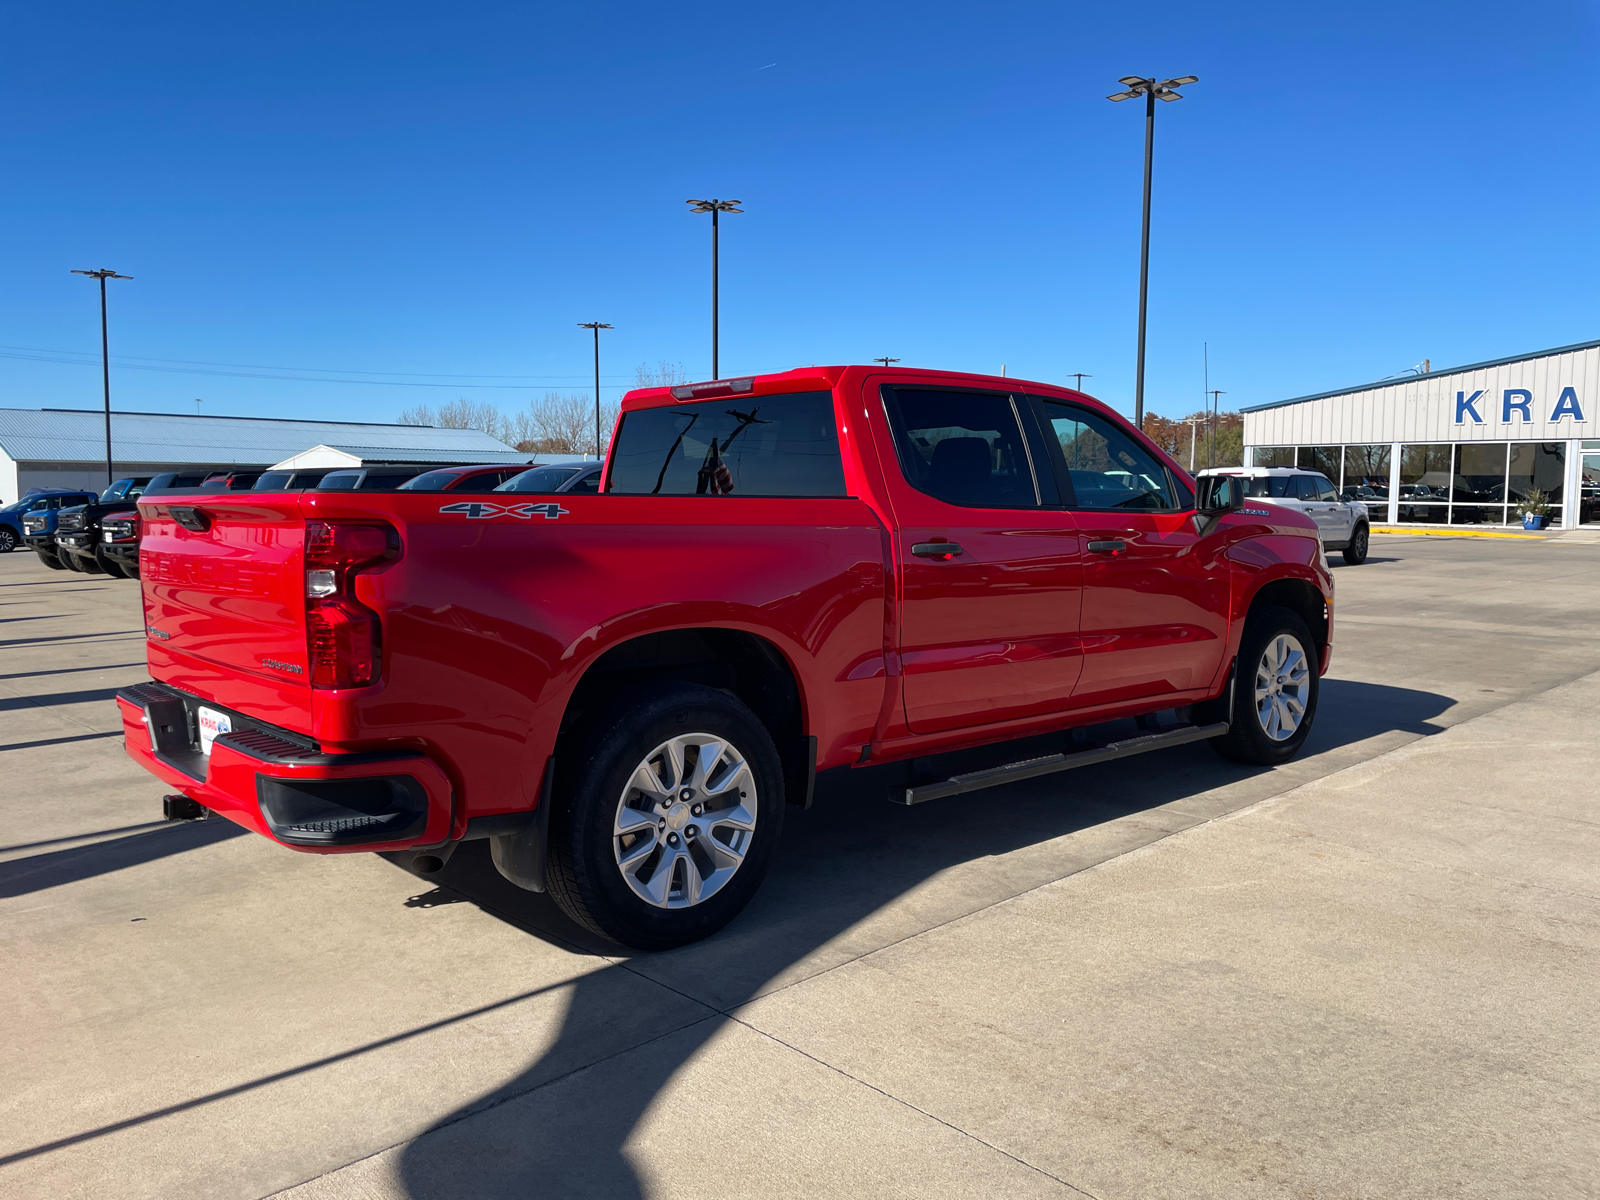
[3,1,1596,426]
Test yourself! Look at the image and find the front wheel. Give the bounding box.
[0,527,15,553]
[545,682,786,950]
[1342,523,1369,565]
[1209,605,1320,765]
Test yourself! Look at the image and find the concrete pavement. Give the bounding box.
[1,535,1596,1198]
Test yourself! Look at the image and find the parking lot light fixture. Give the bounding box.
[71,268,133,486]
[686,199,743,379]
[1107,75,1198,430]
[874,356,900,367]
[578,322,613,459]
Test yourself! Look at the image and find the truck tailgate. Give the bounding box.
[139,496,314,732]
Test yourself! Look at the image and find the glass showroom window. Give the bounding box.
[1254,446,1295,467]
[1340,444,1391,521]
[1508,442,1565,527]
[1450,443,1510,526]
[1296,445,1341,482]
[1582,441,1600,525]
[1399,445,1452,523]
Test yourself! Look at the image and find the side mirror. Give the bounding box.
[1197,474,1242,513]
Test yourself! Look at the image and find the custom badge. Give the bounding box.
[438,501,569,520]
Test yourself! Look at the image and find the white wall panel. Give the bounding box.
[1244,345,1598,448]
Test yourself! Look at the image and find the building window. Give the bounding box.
[1254,446,1295,467]
[1507,442,1565,527]
[1450,443,1509,526]
[1297,446,1341,482]
[1399,444,1452,523]
[1582,442,1600,525]
[1340,444,1391,521]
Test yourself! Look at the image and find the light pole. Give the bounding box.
[1106,74,1197,431]
[1068,372,1092,392]
[577,322,613,459]
[71,268,133,486]
[686,199,742,379]
[874,356,899,367]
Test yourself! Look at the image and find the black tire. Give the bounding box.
[71,553,104,574]
[0,527,15,553]
[1342,523,1369,565]
[1209,605,1320,766]
[35,549,66,571]
[98,554,127,579]
[59,551,83,572]
[545,682,786,951]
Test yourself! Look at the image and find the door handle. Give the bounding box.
[1086,539,1127,555]
[912,542,963,559]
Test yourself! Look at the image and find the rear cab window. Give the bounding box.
[608,391,847,496]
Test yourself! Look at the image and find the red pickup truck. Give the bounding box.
[118,367,1332,949]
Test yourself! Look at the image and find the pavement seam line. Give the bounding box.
[729,1015,1104,1198]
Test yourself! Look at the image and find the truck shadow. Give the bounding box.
[387,677,1452,1198]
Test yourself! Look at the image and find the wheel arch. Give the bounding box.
[1245,577,1328,661]
[558,627,814,807]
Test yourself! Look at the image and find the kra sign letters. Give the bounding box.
[1454,387,1587,425]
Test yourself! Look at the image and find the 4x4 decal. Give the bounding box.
[439,501,569,520]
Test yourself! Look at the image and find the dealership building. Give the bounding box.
[1242,338,1598,528]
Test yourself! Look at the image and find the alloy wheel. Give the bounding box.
[612,733,757,909]
[1254,633,1310,741]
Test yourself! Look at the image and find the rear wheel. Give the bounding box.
[0,527,15,553]
[546,682,785,950]
[1342,523,1369,565]
[1209,605,1319,765]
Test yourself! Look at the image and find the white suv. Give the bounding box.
[1198,467,1371,565]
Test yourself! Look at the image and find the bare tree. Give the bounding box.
[506,392,619,455]
[634,361,689,389]
[397,404,436,426]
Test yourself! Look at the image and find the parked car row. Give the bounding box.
[2,460,603,578]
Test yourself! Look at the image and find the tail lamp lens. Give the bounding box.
[304,521,397,690]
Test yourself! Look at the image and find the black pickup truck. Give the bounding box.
[36,478,150,575]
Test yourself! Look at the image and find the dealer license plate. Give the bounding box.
[197,706,232,755]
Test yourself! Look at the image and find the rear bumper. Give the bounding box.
[116,681,453,852]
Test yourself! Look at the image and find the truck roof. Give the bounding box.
[620,365,1096,412]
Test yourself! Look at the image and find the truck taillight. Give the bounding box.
[304,521,398,690]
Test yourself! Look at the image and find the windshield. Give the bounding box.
[397,470,463,491]
[1242,476,1297,498]
[497,466,583,493]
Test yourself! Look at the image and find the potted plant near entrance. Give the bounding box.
[1517,488,1552,531]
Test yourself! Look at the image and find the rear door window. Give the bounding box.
[1032,399,1175,511]
[608,391,846,496]
[882,388,1038,508]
